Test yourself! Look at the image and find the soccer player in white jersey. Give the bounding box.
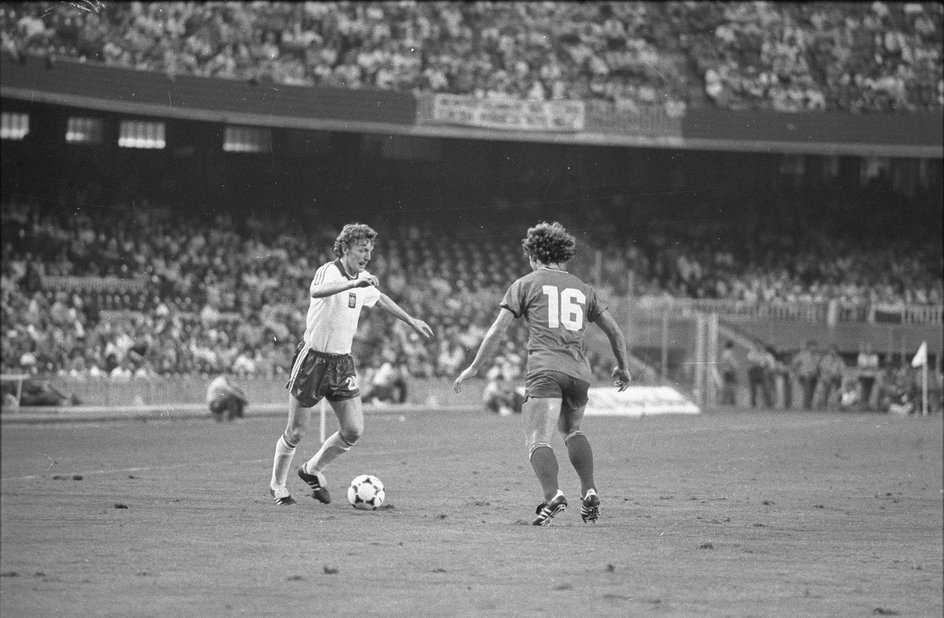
[269,223,433,506]
[454,222,631,525]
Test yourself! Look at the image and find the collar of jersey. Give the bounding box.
[540,265,568,272]
[334,259,357,280]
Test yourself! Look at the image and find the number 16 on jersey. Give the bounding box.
[542,285,586,331]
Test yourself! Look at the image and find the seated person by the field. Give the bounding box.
[362,353,409,405]
[15,379,80,407]
[482,366,524,416]
[206,375,248,422]
[838,379,861,412]
[0,379,23,410]
[885,388,917,416]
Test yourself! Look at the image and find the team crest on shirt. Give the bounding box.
[348,292,357,308]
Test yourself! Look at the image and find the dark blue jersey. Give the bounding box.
[500,267,605,383]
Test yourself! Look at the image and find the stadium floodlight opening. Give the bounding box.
[0,112,29,140]
[66,117,103,144]
[118,119,166,149]
[223,125,272,153]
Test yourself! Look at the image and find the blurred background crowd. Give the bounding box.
[2,1,941,113]
[1,2,941,413]
[2,184,939,396]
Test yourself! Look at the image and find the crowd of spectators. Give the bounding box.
[1,2,941,113]
[719,338,939,415]
[2,190,941,386]
[595,217,943,312]
[0,197,533,382]
[680,1,943,112]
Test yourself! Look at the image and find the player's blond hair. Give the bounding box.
[521,221,577,265]
[333,223,378,257]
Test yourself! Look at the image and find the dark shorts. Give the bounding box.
[524,370,590,412]
[285,343,360,407]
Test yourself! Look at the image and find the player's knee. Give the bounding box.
[340,424,362,446]
[559,418,582,436]
[557,411,584,435]
[283,427,304,445]
[563,430,585,446]
[528,441,553,459]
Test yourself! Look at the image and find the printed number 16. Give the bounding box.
[542,285,585,331]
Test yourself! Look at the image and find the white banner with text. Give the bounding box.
[431,94,586,132]
[585,386,701,417]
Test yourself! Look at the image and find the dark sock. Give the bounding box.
[565,432,595,496]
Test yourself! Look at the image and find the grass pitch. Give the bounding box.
[2,408,941,617]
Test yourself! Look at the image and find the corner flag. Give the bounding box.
[911,341,929,416]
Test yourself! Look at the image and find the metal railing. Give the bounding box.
[630,296,942,325]
[41,275,148,292]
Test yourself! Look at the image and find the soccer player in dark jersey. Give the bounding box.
[454,221,631,525]
[268,223,433,506]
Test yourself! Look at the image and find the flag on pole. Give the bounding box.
[911,341,927,368]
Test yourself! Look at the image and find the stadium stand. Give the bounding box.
[1,2,941,113]
[2,188,940,384]
[1,2,941,413]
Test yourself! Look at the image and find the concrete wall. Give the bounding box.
[47,375,485,409]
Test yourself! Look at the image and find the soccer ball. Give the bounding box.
[347,474,385,510]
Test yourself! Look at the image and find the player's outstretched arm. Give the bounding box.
[376,293,433,339]
[454,308,514,393]
[595,309,631,391]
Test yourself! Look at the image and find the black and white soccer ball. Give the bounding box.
[347,474,385,510]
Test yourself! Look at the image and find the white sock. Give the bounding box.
[270,435,296,491]
[304,431,352,474]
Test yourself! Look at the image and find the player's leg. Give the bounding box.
[303,395,364,474]
[523,396,567,525]
[298,397,362,503]
[299,355,364,503]
[269,394,311,505]
[559,406,600,522]
[523,396,561,501]
[557,378,594,494]
[559,406,594,494]
[271,344,323,505]
[558,377,599,522]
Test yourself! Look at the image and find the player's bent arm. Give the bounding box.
[594,309,631,375]
[465,308,515,375]
[376,293,433,338]
[310,277,368,299]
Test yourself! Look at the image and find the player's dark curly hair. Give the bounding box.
[521,221,577,265]
[333,223,378,257]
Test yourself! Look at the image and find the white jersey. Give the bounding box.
[206,376,230,405]
[206,375,242,404]
[302,260,380,354]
